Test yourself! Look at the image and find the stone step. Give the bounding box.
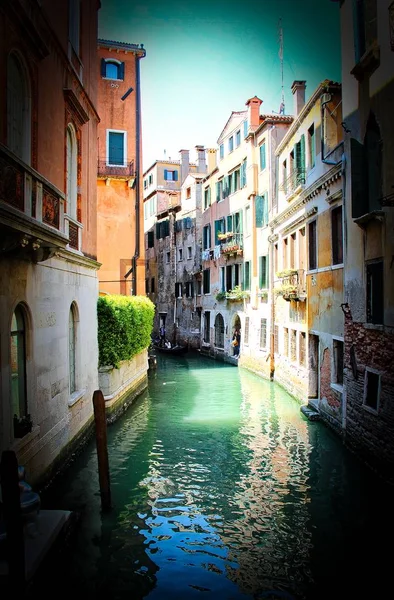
[300,404,321,421]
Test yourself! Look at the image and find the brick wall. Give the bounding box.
[344,314,394,479]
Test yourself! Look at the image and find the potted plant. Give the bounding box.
[215,290,227,301]
[226,285,249,302]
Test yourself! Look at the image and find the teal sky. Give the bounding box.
[99,0,341,171]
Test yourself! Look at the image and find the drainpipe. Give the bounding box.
[269,228,275,381]
[131,49,144,295]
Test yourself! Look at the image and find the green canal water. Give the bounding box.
[41,354,393,599]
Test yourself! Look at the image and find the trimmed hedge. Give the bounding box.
[97,295,155,368]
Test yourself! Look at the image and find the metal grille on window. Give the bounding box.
[69,221,79,249]
[259,318,267,349]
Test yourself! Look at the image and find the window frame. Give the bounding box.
[106,129,127,167]
[363,367,381,414]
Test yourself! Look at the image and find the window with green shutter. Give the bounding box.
[243,120,248,138]
[243,261,251,290]
[259,142,266,170]
[219,144,224,160]
[259,255,269,288]
[263,193,268,226]
[255,195,263,227]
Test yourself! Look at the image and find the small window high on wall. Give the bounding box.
[7,52,31,164]
[11,305,28,436]
[101,59,125,80]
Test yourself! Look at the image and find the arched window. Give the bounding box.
[101,59,124,80]
[7,52,31,164]
[364,112,382,212]
[214,313,224,348]
[69,304,77,394]
[66,124,78,220]
[11,305,28,427]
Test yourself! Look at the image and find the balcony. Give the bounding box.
[97,158,135,182]
[156,191,181,218]
[220,233,244,257]
[279,168,306,199]
[275,268,307,301]
[0,144,68,262]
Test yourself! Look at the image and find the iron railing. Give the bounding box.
[97,159,135,177]
[279,168,306,196]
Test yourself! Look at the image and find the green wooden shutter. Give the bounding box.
[260,143,266,170]
[216,182,220,202]
[164,169,168,180]
[227,215,232,232]
[101,58,106,77]
[174,170,178,181]
[208,187,211,206]
[255,195,263,227]
[300,134,305,176]
[214,220,220,245]
[263,193,268,226]
[119,62,125,80]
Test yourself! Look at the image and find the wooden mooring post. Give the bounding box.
[0,450,25,593]
[92,390,112,511]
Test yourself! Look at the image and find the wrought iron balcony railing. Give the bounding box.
[97,159,135,178]
[279,168,306,197]
[221,232,244,255]
[275,268,307,301]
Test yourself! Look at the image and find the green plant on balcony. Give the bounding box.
[276,268,298,279]
[215,290,227,301]
[258,289,269,298]
[217,231,233,241]
[226,285,249,301]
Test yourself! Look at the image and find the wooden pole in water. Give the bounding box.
[92,390,112,511]
[0,450,25,592]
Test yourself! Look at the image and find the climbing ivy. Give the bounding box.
[97,295,155,368]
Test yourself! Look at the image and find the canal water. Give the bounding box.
[40,353,393,599]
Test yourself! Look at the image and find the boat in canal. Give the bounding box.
[152,342,188,355]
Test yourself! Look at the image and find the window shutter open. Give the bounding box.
[101,58,106,77]
[300,134,305,174]
[255,195,263,227]
[164,169,168,180]
[263,193,268,226]
[174,170,178,181]
[119,62,125,80]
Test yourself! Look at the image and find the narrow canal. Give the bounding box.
[40,354,393,599]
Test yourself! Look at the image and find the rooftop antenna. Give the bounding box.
[164,149,166,159]
[278,18,285,115]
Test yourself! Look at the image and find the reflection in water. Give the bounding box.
[40,354,394,599]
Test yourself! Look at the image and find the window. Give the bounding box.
[144,179,147,190]
[203,224,211,250]
[11,305,28,435]
[107,130,126,166]
[308,124,315,169]
[175,282,182,298]
[243,120,248,138]
[299,332,306,367]
[197,280,202,295]
[333,339,344,385]
[255,194,268,227]
[282,159,287,191]
[186,187,191,199]
[219,143,224,160]
[164,169,177,181]
[216,180,223,202]
[244,261,251,291]
[244,317,250,345]
[101,59,125,80]
[274,243,278,275]
[214,314,224,348]
[228,136,234,152]
[290,232,296,269]
[354,0,366,63]
[295,135,306,180]
[366,261,383,324]
[220,267,225,292]
[260,319,267,350]
[290,329,297,362]
[204,187,211,210]
[66,124,78,220]
[145,278,149,293]
[245,205,251,235]
[69,304,77,394]
[214,218,225,244]
[186,282,194,298]
[7,53,31,164]
[151,277,155,293]
[259,256,269,289]
[241,159,247,188]
[283,237,288,269]
[69,0,80,55]
[236,130,241,147]
[308,221,317,270]
[203,268,210,294]
[274,325,279,354]
[204,312,211,343]
[178,248,183,261]
[331,206,343,265]
[259,142,266,170]
[187,246,192,259]
[166,251,170,264]
[363,369,381,412]
[149,174,153,185]
[147,231,154,248]
[283,327,289,357]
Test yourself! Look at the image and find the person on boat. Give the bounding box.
[165,340,172,349]
[232,329,241,358]
[159,325,166,347]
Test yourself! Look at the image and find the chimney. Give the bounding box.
[291,80,306,116]
[206,148,217,174]
[195,145,206,173]
[179,149,189,183]
[245,96,263,131]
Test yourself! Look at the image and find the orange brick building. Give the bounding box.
[97,39,146,296]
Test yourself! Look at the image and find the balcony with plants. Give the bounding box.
[218,232,243,257]
[275,268,307,301]
[279,168,306,201]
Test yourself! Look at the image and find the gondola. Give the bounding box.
[153,343,188,355]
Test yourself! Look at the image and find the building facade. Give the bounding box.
[97,39,146,296]
[0,0,100,484]
[271,80,344,415]
[339,0,394,476]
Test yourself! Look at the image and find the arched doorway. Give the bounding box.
[214,313,224,348]
[230,313,241,356]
